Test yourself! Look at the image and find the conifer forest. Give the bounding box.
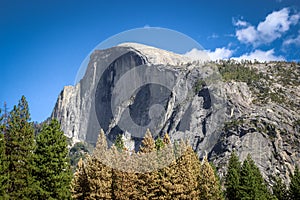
[0,96,299,199]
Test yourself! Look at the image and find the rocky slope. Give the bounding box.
[51,43,300,184]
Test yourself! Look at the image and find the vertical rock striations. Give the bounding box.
[51,43,300,184]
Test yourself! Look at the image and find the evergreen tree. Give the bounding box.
[115,134,124,151]
[5,96,35,199]
[0,111,8,199]
[272,176,288,200]
[111,145,138,199]
[137,129,160,199]
[155,137,164,150]
[199,156,223,200]
[71,158,90,200]
[163,133,171,145]
[175,144,201,199]
[33,119,72,199]
[86,156,113,199]
[156,138,177,199]
[225,151,241,200]
[289,166,300,200]
[210,162,224,200]
[158,141,201,199]
[86,130,112,199]
[239,155,254,199]
[139,129,156,153]
[0,133,8,198]
[239,154,273,200]
[93,129,109,159]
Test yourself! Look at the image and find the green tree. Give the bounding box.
[33,119,72,199]
[239,154,273,200]
[71,157,90,200]
[289,166,300,200]
[155,137,164,150]
[0,110,8,199]
[272,176,288,200]
[5,96,35,199]
[115,134,124,151]
[225,151,241,200]
[199,156,223,200]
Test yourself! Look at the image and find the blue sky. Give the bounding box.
[1,0,299,122]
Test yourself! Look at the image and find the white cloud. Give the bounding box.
[184,48,233,61]
[232,49,285,62]
[234,19,249,27]
[236,26,258,44]
[185,47,285,62]
[208,48,234,60]
[283,32,300,46]
[235,8,300,46]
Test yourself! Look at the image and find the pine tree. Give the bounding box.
[156,137,177,199]
[111,145,138,199]
[86,157,113,199]
[139,129,156,153]
[137,129,160,199]
[5,96,35,199]
[71,157,90,200]
[199,156,223,200]
[157,141,201,199]
[33,119,72,199]
[272,176,288,200]
[210,162,224,200]
[0,111,8,199]
[163,133,171,145]
[289,166,300,199]
[86,130,112,199]
[239,154,273,200]
[115,134,124,151]
[225,151,241,200]
[155,137,164,150]
[93,129,109,160]
[156,133,171,171]
[0,133,7,198]
[239,155,254,199]
[175,144,201,199]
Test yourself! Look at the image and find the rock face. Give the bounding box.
[51,43,300,184]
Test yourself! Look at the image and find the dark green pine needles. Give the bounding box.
[33,119,72,199]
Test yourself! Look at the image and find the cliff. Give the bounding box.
[51,43,300,184]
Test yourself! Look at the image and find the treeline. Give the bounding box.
[1,96,299,199]
[71,130,223,199]
[70,129,300,200]
[0,96,71,199]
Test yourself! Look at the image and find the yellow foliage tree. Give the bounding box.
[86,130,112,199]
[198,157,223,200]
[71,157,90,200]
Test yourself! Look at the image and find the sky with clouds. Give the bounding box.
[185,5,300,62]
[1,0,299,122]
